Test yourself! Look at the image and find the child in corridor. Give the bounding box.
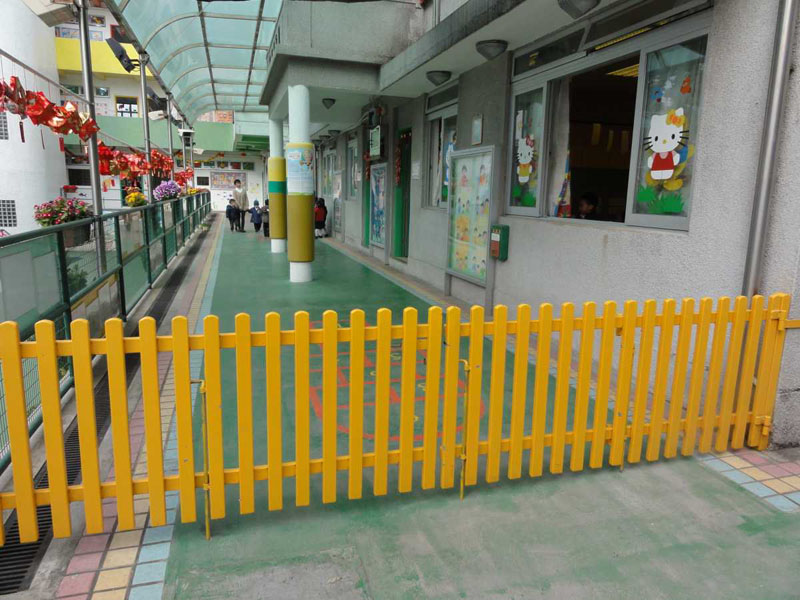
[225,198,239,231]
[315,198,328,238]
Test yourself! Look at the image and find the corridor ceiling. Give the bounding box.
[105,0,281,122]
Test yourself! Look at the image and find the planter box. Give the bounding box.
[62,223,92,247]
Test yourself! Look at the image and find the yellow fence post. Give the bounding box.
[589,301,616,469]
[294,311,311,506]
[235,313,255,515]
[34,320,71,538]
[570,302,595,472]
[104,318,135,531]
[440,307,462,489]
[682,298,713,456]
[374,308,392,496]
[486,305,508,483]
[399,307,418,493]
[139,317,167,526]
[645,299,676,462]
[71,319,104,535]
[609,301,637,467]
[508,304,531,479]
[749,294,782,448]
[530,303,552,477]
[627,300,656,464]
[421,306,443,490]
[550,302,574,474]
[203,315,226,519]
[322,310,339,504]
[699,297,729,454]
[716,297,748,452]
[732,296,765,449]
[348,309,366,499]
[664,298,694,459]
[266,312,284,511]
[0,322,38,543]
[172,316,197,523]
[758,293,792,451]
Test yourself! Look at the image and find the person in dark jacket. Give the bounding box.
[314,198,328,239]
[249,200,263,232]
[261,200,270,237]
[225,198,239,231]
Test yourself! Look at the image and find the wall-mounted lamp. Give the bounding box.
[557,0,601,19]
[322,98,336,109]
[426,70,452,86]
[475,40,508,61]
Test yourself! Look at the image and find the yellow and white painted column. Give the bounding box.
[286,84,315,282]
[268,118,287,254]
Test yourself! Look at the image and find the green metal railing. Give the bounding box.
[0,192,212,468]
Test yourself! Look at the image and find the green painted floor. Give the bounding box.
[164,226,800,599]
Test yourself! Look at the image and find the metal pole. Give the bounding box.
[139,53,154,203]
[76,0,106,273]
[166,93,175,179]
[742,0,799,296]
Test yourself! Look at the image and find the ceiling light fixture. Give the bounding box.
[475,40,508,61]
[557,0,601,19]
[426,70,452,86]
[322,98,336,109]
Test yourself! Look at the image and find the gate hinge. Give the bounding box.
[762,415,772,436]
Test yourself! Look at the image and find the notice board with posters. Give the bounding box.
[446,146,494,285]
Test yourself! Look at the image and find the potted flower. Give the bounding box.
[34,196,93,245]
[124,188,146,207]
[153,180,181,202]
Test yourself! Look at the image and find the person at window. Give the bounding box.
[225,198,239,231]
[232,179,248,232]
[575,192,598,220]
[315,198,328,239]
[249,200,263,233]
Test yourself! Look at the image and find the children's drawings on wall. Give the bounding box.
[447,148,493,284]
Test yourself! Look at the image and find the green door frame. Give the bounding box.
[392,129,412,258]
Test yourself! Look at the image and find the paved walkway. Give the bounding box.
[154,221,800,599]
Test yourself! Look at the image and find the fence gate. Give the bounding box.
[0,293,792,544]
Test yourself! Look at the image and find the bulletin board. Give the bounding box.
[446,147,494,285]
[210,171,246,190]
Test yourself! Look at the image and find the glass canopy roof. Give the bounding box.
[105,0,281,122]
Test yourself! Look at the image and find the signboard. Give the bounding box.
[210,171,246,191]
[370,162,387,247]
[369,126,381,158]
[446,147,494,285]
[286,143,315,195]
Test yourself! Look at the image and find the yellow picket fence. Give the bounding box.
[0,293,792,544]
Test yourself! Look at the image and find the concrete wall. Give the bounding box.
[59,73,164,118]
[0,0,68,235]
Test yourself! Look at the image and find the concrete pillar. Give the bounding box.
[268,118,287,253]
[286,85,314,282]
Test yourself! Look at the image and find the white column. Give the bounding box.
[287,85,313,283]
[268,118,287,253]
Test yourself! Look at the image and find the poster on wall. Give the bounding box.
[370,163,387,247]
[286,144,315,195]
[210,171,246,190]
[446,147,494,285]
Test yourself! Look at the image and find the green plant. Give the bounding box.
[67,264,89,293]
[636,185,685,215]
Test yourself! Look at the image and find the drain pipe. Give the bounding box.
[742,0,799,296]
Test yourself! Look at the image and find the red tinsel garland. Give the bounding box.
[0,76,100,141]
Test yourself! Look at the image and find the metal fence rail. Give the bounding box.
[0,293,790,544]
[0,193,211,467]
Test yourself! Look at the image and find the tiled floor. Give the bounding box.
[698,448,800,512]
[53,221,220,600]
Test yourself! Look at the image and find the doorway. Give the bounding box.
[393,129,412,258]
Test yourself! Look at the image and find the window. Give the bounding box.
[322,148,335,198]
[197,176,210,186]
[68,168,91,186]
[0,200,16,227]
[509,87,546,214]
[64,84,83,96]
[0,112,8,141]
[426,108,457,208]
[116,96,138,118]
[95,87,110,98]
[346,138,359,199]
[508,14,708,231]
[628,36,707,228]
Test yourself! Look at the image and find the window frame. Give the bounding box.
[623,30,709,230]
[423,104,458,210]
[506,79,551,217]
[508,10,711,229]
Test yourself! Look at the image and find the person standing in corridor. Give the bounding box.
[232,179,249,232]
